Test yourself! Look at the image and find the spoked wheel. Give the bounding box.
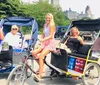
[82,63,100,85]
[0,61,12,72]
[6,65,28,85]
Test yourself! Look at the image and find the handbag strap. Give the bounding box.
[64,36,70,45]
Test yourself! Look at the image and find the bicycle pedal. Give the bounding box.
[27,72,32,78]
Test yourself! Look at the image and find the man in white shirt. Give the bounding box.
[4,25,25,49]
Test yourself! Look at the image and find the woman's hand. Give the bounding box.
[39,38,45,42]
[78,36,85,45]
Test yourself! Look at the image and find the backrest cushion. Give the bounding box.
[77,45,91,55]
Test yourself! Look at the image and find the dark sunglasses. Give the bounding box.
[12,28,17,30]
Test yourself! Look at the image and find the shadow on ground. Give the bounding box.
[0,73,9,79]
[26,76,83,85]
[0,73,83,85]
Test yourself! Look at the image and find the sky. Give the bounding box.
[23,0,100,18]
[59,0,100,18]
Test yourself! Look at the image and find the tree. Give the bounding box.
[0,0,25,18]
[22,1,70,28]
[22,1,56,27]
[0,0,70,34]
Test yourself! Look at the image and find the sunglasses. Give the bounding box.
[12,28,18,30]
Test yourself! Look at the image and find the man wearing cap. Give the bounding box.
[4,25,24,49]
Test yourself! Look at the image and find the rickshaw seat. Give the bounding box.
[69,45,91,59]
[51,49,68,71]
[50,45,91,72]
[0,46,13,62]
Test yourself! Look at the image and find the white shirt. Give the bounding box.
[4,32,22,48]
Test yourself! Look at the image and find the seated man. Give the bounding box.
[4,25,28,49]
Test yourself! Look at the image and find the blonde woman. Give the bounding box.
[32,13,56,81]
[65,27,85,52]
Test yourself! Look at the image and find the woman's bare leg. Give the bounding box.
[32,48,42,73]
[32,48,42,65]
[38,49,50,78]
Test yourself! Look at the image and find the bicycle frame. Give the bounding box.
[22,54,36,75]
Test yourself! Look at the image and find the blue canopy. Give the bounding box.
[0,16,38,47]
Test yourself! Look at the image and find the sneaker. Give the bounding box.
[36,71,39,74]
[33,74,41,82]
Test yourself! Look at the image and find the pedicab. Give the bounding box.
[49,19,100,85]
[6,19,100,85]
[0,17,38,73]
[54,26,68,39]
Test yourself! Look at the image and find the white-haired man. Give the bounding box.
[4,25,27,49]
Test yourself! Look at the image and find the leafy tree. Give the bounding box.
[0,0,70,34]
[0,0,25,18]
[22,1,70,29]
[22,1,56,27]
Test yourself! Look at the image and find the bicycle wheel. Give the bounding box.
[82,63,100,85]
[6,65,28,85]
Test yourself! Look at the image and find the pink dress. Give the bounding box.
[41,26,56,51]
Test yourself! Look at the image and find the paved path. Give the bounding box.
[0,53,83,85]
[0,70,83,85]
[0,49,100,85]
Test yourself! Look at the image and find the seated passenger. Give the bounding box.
[52,27,85,71]
[66,27,85,52]
[57,27,85,53]
[4,25,27,49]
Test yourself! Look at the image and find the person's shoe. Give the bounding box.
[36,71,39,74]
[33,74,41,82]
[35,69,39,74]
